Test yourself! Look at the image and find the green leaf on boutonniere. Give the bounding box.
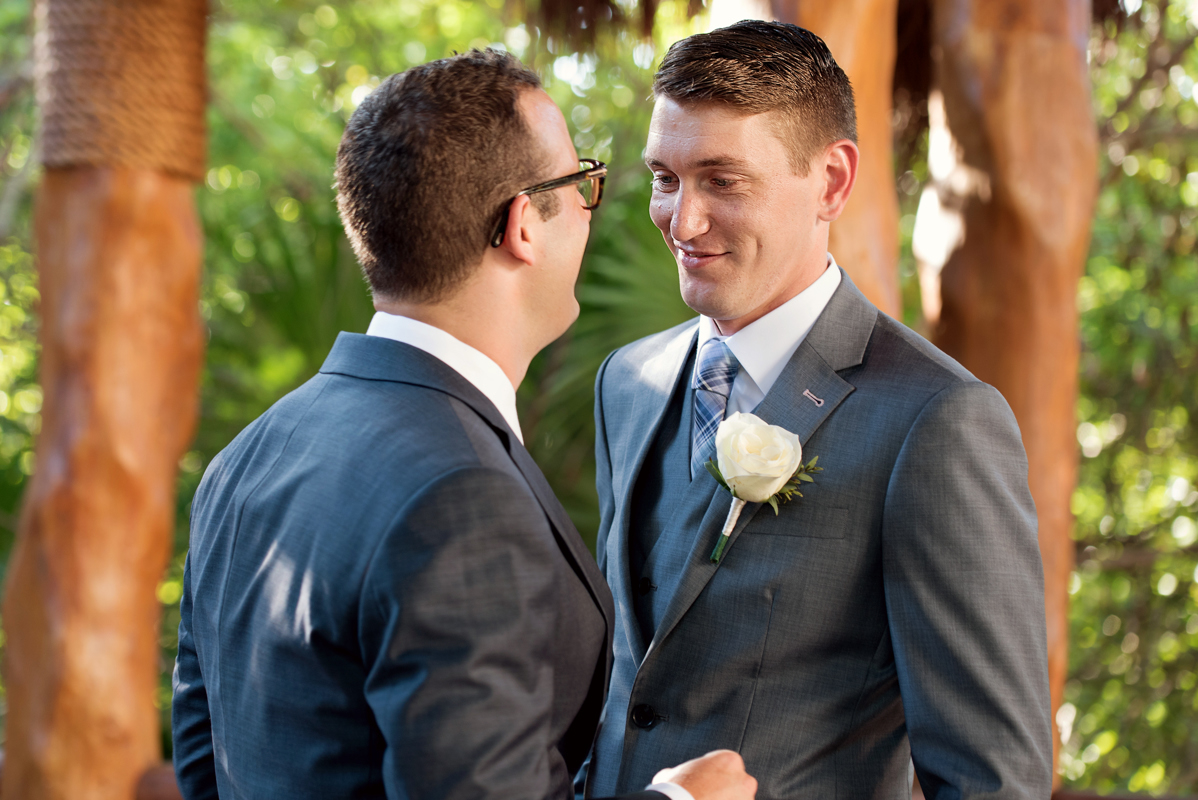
[772,458,825,505]
[766,496,780,515]
[705,459,731,493]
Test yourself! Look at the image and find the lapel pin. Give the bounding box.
[803,389,825,407]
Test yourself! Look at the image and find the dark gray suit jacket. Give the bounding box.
[172,333,662,800]
[588,271,1052,799]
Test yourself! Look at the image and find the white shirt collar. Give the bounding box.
[365,311,524,443]
[697,254,842,402]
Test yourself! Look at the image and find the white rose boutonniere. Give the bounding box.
[705,412,822,563]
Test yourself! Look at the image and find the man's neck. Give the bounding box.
[374,290,530,390]
[713,258,830,336]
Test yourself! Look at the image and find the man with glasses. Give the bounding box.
[171,49,755,800]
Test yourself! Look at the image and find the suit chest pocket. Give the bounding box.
[744,505,849,539]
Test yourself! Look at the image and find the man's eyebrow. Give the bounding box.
[644,156,752,169]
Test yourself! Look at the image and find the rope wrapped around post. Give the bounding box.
[2,3,207,800]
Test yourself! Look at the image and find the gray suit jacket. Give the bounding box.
[172,333,662,800]
[589,271,1052,799]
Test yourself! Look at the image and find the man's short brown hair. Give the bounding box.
[336,49,559,303]
[653,21,857,174]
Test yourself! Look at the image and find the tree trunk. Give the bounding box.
[928,0,1097,776]
[772,0,903,317]
[1,2,206,798]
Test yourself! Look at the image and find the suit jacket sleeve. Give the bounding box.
[172,551,219,800]
[883,381,1053,799]
[358,465,561,799]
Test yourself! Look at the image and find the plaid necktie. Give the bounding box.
[691,339,740,479]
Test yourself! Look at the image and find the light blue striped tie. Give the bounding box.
[691,339,740,479]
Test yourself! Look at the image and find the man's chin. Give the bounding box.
[679,284,740,322]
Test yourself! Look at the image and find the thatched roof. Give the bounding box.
[529,0,1127,50]
[525,0,701,48]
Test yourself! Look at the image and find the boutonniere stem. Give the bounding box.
[711,498,748,563]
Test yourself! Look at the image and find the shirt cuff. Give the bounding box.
[645,782,696,800]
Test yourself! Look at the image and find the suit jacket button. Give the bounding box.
[631,703,657,729]
[638,576,655,596]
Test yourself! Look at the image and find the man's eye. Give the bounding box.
[712,178,733,188]
[652,174,676,189]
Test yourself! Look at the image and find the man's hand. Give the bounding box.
[653,750,757,800]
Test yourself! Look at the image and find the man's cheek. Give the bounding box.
[649,199,672,234]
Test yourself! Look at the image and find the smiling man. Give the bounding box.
[584,21,1053,800]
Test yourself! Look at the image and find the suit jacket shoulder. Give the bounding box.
[602,317,698,388]
[851,311,979,397]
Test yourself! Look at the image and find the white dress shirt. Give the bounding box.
[695,254,842,415]
[366,311,524,444]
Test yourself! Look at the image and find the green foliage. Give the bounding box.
[1059,0,1198,794]
[0,0,34,749]
[705,458,730,492]
[774,456,821,504]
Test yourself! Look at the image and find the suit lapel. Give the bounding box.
[507,443,615,661]
[750,340,855,445]
[619,323,700,502]
[644,270,878,658]
[608,323,697,665]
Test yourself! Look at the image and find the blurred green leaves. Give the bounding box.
[0,0,34,749]
[1060,0,1198,793]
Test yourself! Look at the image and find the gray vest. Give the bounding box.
[628,349,718,646]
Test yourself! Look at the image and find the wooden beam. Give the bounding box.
[928,0,1098,779]
[772,0,903,317]
[136,764,184,800]
[1,1,206,798]
[0,758,185,800]
[2,165,203,800]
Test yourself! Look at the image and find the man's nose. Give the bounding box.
[670,187,710,242]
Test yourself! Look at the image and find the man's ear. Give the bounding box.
[498,194,537,266]
[817,139,859,223]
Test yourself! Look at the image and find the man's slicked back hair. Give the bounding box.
[335,49,557,303]
[653,20,856,174]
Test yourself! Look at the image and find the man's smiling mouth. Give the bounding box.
[674,244,728,269]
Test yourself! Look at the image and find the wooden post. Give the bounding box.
[928,0,1097,776]
[772,0,903,317]
[1,2,206,799]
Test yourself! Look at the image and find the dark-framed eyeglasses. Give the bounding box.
[490,159,608,247]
